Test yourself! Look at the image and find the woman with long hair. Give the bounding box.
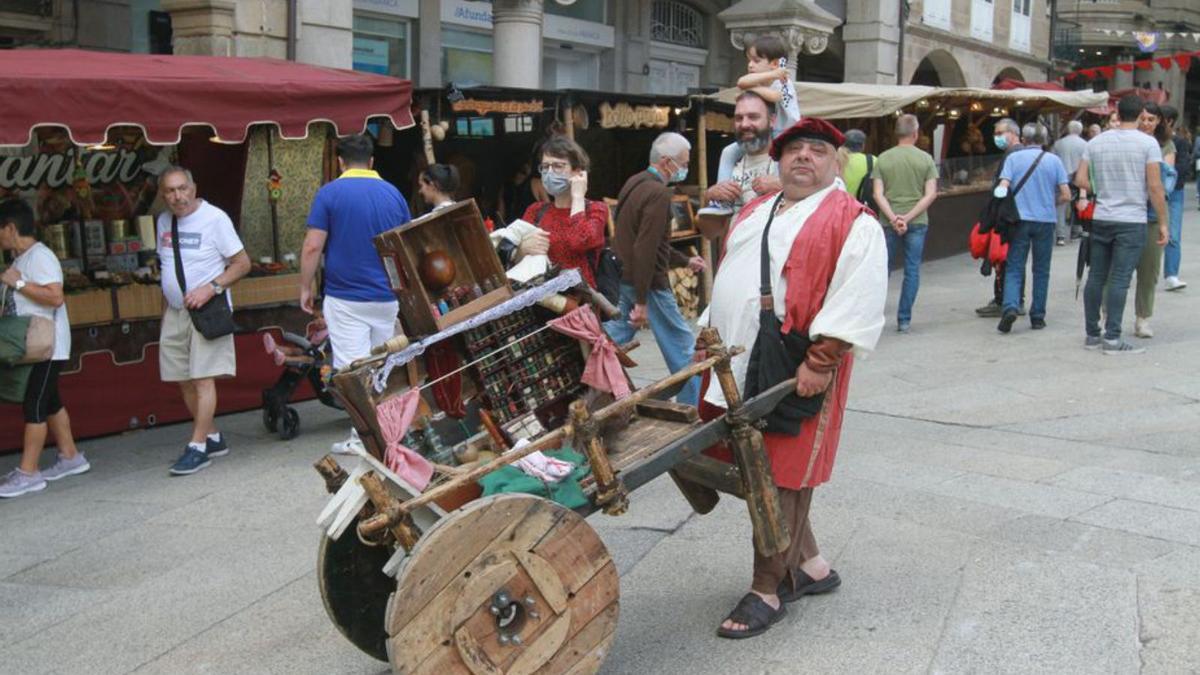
[1132,103,1176,337]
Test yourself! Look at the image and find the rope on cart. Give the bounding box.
[416,323,557,392]
[371,269,583,393]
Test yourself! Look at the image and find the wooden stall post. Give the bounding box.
[700,327,790,558]
[569,400,628,515]
[563,94,575,141]
[695,98,715,299]
[419,106,436,166]
[265,130,282,262]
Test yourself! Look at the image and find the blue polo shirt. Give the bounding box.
[999,147,1069,224]
[307,168,411,302]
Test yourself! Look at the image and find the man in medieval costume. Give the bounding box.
[697,117,888,638]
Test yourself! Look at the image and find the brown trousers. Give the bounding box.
[751,487,821,595]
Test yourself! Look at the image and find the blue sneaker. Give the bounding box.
[169,447,211,476]
[206,434,229,458]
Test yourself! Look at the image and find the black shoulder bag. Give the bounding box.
[591,202,623,306]
[742,194,824,436]
[979,150,1046,238]
[170,214,238,340]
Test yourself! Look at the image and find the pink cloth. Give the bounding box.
[549,305,630,399]
[375,389,434,490]
[511,439,575,482]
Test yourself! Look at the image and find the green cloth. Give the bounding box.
[478,448,592,510]
[0,364,31,404]
[0,314,33,404]
[843,152,871,200]
[871,145,939,225]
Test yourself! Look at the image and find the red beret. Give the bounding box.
[769,117,846,160]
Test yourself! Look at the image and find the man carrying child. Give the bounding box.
[699,35,799,219]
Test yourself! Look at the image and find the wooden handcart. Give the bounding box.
[310,199,798,674]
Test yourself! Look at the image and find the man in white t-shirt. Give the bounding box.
[1075,95,1167,354]
[0,199,88,499]
[156,166,251,476]
[701,91,782,226]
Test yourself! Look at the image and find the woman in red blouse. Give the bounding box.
[519,136,609,288]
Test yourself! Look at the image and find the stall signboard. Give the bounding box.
[0,128,164,225]
[598,102,670,130]
[450,99,544,116]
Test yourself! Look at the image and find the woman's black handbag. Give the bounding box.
[171,214,238,340]
[741,194,824,436]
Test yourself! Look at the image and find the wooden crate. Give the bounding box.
[234,273,301,309]
[373,199,511,337]
[66,289,115,326]
[115,283,163,320]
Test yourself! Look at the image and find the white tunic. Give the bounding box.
[700,183,888,409]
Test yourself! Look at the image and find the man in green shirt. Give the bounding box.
[872,114,939,333]
[840,129,872,200]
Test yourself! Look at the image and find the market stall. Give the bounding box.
[0,49,414,450]
[705,82,1108,261]
[377,85,734,316]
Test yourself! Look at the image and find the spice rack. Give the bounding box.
[462,307,585,426]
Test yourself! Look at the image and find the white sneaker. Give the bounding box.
[0,469,47,498]
[42,453,90,481]
[1165,276,1187,291]
[331,428,365,455]
[1134,317,1153,338]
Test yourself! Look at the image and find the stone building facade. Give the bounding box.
[1057,1,1200,125]
[4,1,1060,95]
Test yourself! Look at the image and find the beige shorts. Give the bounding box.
[159,305,237,382]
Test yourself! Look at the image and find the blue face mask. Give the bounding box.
[994,135,1008,151]
[542,171,570,197]
[668,158,688,184]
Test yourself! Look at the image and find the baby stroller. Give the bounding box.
[260,318,342,440]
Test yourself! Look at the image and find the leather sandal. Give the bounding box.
[716,593,787,640]
[776,569,842,604]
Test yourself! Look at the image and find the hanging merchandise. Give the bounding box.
[267,168,282,203]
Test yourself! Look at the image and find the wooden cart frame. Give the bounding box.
[313,326,799,674]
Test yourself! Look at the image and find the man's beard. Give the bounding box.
[738,128,771,155]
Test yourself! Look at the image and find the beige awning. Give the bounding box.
[709,82,1108,119]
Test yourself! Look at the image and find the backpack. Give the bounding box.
[855,153,878,212]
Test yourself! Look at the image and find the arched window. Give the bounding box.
[651,1,705,49]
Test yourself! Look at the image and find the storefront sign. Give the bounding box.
[353,0,418,18]
[451,99,544,116]
[0,129,162,223]
[544,15,614,49]
[598,102,670,129]
[0,148,144,190]
[442,0,493,29]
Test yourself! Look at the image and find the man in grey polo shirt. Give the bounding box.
[1075,95,1168,355]
[1052,120,1087,244]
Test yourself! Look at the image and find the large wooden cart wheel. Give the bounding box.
[317,515,394,662]
[386,494,619,674]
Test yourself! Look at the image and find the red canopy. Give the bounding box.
[0,49,414,147]
[992,78,1070,92]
